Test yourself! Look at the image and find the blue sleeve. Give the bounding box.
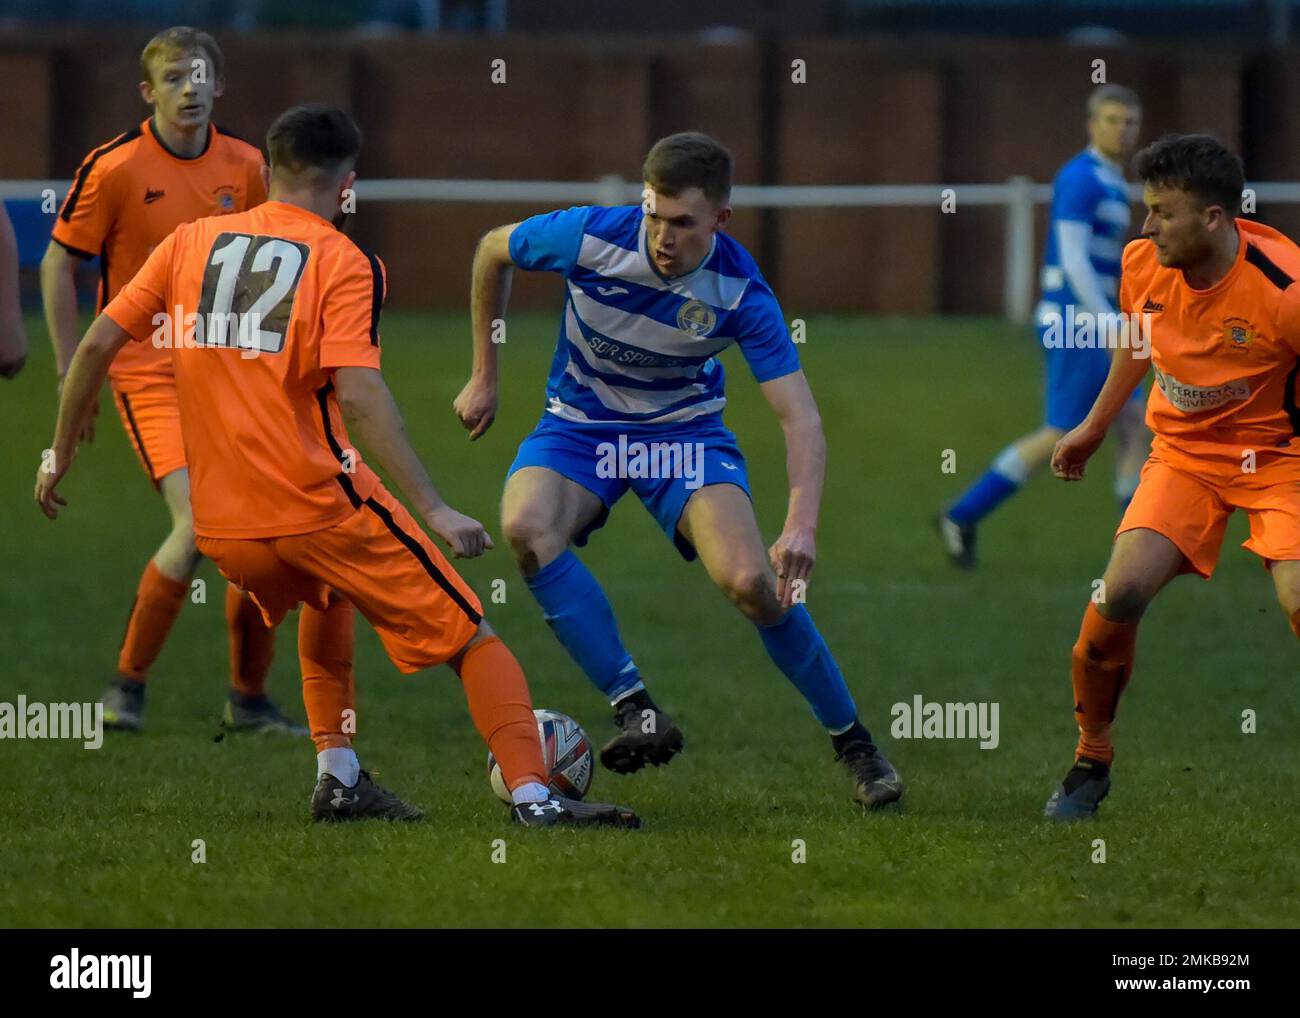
[735,290,801,383]
[1052,164,1101,225]
[507,205,592,275]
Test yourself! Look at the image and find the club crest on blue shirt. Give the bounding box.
[676,299,716,337]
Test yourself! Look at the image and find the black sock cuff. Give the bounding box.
[831,720,872,752]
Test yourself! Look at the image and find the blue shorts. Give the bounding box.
[507,413,752,561]
[1041,325,1144,430]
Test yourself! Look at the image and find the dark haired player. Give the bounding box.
[38,103,639,829]
[40,26,299,733]
[455,131,902,809]
[1046,134,1300,817]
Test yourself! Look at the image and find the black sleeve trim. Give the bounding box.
[50,236,96,260]
[1245,243,1295,291]
[365,251,384,346]
[60,126,142,222]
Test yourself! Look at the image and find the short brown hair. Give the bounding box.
[1133,133,1244,218]
[642,132,732,206]
[140,26,224,86]
[267,104,362,185]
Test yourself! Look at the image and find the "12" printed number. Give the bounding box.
[196,232,310,354]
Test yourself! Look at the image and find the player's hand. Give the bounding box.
[57,376,98,445]
[769,524,816,609]
[34,448,71,520]
[453,376,498,441]
[1051,422,1106,481]
[424,505,495,558]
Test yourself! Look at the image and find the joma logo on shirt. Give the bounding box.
[1153,366,1251,412]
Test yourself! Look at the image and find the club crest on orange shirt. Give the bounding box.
[212,184,238,214]
[1222,315,1255,350]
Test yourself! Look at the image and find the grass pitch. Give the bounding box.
[3,312,1298,928]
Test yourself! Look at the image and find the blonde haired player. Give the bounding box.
[40,26,301,733]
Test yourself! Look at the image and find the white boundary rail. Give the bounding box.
[7,176,1300,324]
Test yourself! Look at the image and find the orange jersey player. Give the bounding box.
[37,103,640,829]
[39,26,301,734]
[1045,133,1300,817]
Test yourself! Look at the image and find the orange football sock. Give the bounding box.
[298,597,356,752]
[116,560,189,682]
[1071,602,1138,767]
[225,583,277,698]
[455,636,546,790]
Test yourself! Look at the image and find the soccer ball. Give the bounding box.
[487,708,594,804]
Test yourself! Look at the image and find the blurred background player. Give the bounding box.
[37,103,640,830]
[938,84,1149,568]
[0,205,28,379]
[455,132,902,810]
[40,26,302,733]
[1045,134,1300,817]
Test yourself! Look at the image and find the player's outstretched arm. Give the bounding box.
[34,313,130,518]
[39,241,98,441]
[335,365,494,558]
[0,206,27,379]
[760,369,827,608]
[1051,336,1150,481]
[454,223,519,440]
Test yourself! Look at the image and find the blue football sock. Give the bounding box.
[757,604,857,731]
[946,444,1030,525]
[524,550,642,701]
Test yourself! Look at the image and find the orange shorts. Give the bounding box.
[112,379,186,484]
[1118,445,1300,578]
[195,485,484,673]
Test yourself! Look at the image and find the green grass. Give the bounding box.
[3,312,1298,928]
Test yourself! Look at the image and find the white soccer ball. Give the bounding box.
[487,708,594,804]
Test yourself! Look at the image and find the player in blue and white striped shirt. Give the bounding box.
[455,132,902,810]
[939,85,1150,568]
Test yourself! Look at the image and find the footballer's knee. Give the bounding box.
[718,563,781,624]
[153,515,200,580]
[448,620,499,672]
[501,508,566,576]
[1095,578,1151,623]
[1268,568,1300,634]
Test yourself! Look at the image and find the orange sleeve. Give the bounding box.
[1118,239,1145,317]
[1277,283,1300,357]
[319,249,385,371]
[50,149,121,258]
[103,229,179,342]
